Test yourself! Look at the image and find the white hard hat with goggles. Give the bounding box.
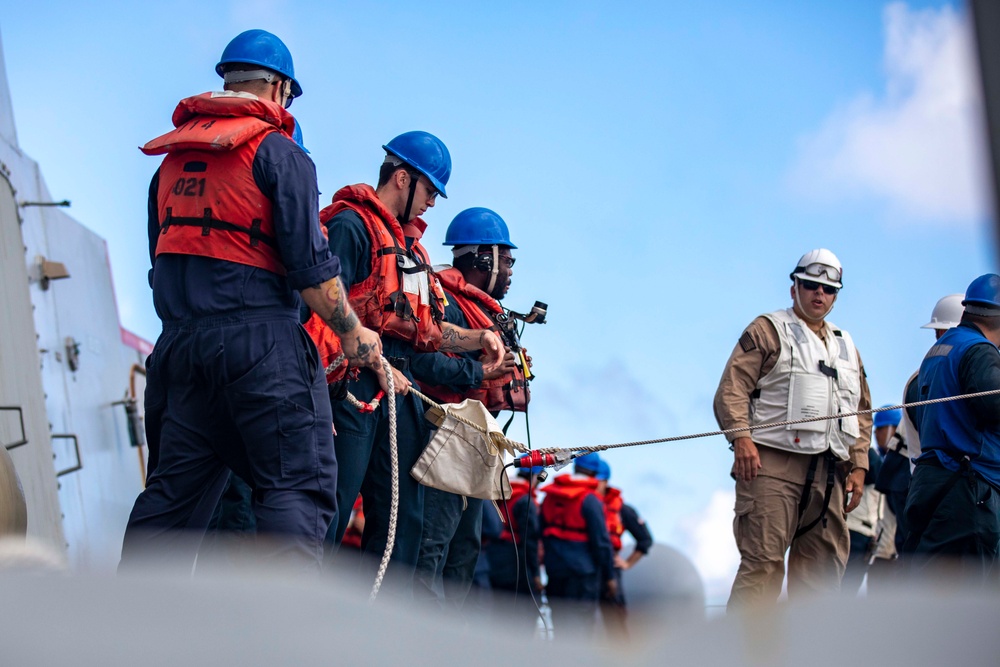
[790,249,843,289]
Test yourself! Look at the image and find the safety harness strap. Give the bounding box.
[794,451,836,539]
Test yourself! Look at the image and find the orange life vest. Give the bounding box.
[603,486,625,553]
[417,267,530,412]
[305,184,447,383]
[541,475,600,543]
[499,478,535,544]
[141,92,296,275]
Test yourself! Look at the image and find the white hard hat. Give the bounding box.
[921,293,964,330]
[790,248,843,288]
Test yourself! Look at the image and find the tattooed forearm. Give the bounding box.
[439,323,479,352]
[325,279,360,335]
[301,278,361,335]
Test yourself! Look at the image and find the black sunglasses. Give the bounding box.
[799,279,839,295]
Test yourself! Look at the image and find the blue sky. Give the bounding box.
[2,0,992,603]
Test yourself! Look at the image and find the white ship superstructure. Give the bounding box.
[0,31,149,568]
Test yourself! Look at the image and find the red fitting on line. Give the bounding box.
[514,451,561,469]
[357,390,386,414]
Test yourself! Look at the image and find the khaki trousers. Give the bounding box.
[728,446,850,611]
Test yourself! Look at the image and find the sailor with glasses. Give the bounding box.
[713,248,873,609]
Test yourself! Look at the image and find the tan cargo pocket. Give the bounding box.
[733,496,755,544]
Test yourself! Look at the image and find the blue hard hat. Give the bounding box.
[574,452,602,474]
[216,29,302,99]
[962,274,1000,316]
[873,405,901,428]
[518,466,544,476]
[383,131,451,198]
[291,120,309,154]
[444,207,517,248]
[596,460,611,481]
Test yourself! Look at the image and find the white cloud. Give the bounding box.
[676,489,740,604]
[791,2,989,224]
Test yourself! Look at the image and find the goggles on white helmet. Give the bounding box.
[792,262,842,288]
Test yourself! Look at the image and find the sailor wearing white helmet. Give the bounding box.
[713,249,873,609]
[899,294,965,464]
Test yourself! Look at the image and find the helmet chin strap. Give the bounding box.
[398,171,420,226]
[485,245,500,295]
[793,285,834,323]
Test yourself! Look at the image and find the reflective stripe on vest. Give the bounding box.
[319,184,445,352]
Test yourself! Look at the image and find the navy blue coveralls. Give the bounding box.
[541,484,615,636]
[904,321,1000,579]
[120,133,340,571]
[324,209,480,592]
[411,296,490,607]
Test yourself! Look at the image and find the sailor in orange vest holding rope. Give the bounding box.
[121,30,383,572]
[411,207,525,607]
[310,134,504,591]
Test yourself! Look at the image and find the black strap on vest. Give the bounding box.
[794,451,837,539]
[818,360,839,380]
[398,261,430,275]
[369,203,443,324]
[159,208,278,250]
[201,208,212,236]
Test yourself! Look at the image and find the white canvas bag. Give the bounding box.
[411,399,513,500]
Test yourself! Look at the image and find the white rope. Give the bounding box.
[358,375,999,601]
[409,386,1000,459]
[554,388,1000,456]
[365,356,397,602]
[324,353,346,377]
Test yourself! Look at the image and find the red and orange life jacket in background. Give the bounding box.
[341,495,364,550]
[417,267,530,411]
[499,478,536,544]
[603,486,625,552]
[141,92,296,275]
[305,184,447,384]
[541,475,600,543]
